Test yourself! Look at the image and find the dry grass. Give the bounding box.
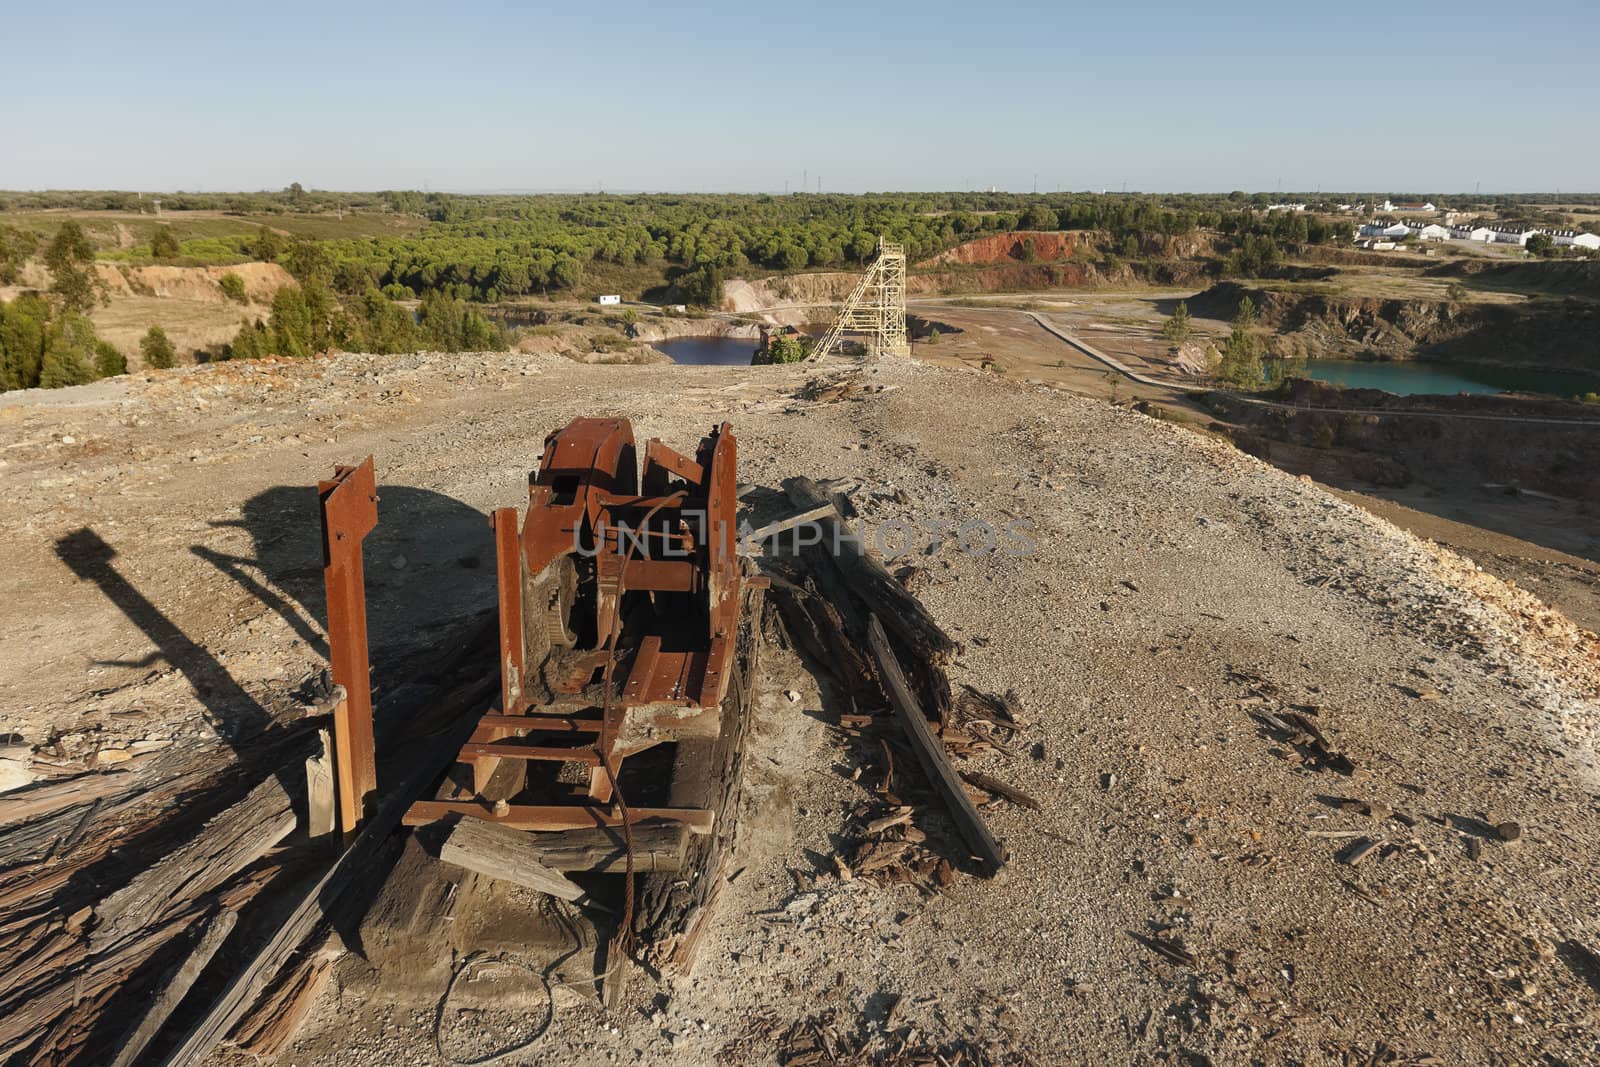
[89,295,256,367]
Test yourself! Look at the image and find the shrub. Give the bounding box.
[94,341,126,377]
[140,325,176,369]
[151,227,180,260]
[218,272,248,303]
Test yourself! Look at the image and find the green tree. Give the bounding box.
[0,224,39,284]
[95,341,127,378]
[270,286,314,357]
[1217,296,1263,388]
[548,254,583,291]
[40,314,100,388]
[218,272,248,303]
[0,295,49,390]
[417,291,508,352]
[679,264,723,308]
[1160,301,1192,344]
[252,225,283,262]
[150,226,180,260]
[44,222,104,312]
[1021,203,1058,230]
[1526,232,1554,257]
[140,325,176,369]
[753,333,811,364]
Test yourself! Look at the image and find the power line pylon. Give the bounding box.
[811,238,909,360]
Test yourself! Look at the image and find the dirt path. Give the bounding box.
[2,351,1598,1064]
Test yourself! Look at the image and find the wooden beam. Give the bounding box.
[108,909,238,1067]
[438,818,591,901]
[305,729,336,840]
[158,700,492,1067]
[866,615,1005,874]
[93,777,296,951]
[0,766,147,828]
[782,477,958,663]
[518,823,687,874]
[402,800,714,835]
[742,502,837,546]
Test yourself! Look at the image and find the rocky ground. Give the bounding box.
[2,347,1598,1065]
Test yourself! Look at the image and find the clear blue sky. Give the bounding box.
[4,0,1596,194]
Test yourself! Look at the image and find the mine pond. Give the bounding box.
[1305,359,1600,399]
[655,336,758,365]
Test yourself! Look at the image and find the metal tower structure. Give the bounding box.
[810,238,909,360]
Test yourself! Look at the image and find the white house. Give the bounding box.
[596,294,622,305]
[1265,203,1307,212]
[1547,229,1600,250]
[1380,199,1437,213]
[1488,225,1535,246]
[1449,222,1494,242]
[1361,220,1411,238]
[1405,221,1451,241]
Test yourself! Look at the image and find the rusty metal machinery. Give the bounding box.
[399,417,747,836]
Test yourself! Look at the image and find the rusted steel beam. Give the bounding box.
[317,457,379,833]
[459,742,603,765]
[492,506,526,716]
[402,800,715,834]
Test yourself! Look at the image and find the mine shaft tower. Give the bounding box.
[811,238,910,360]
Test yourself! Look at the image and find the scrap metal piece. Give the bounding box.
[318,456,379,833]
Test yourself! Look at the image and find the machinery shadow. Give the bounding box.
[55,528,282,752]
[193,483,497,691]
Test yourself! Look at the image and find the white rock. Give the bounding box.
[0,758,37,794]
[784,689,800,703]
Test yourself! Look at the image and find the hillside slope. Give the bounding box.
[0,353,1595,1064]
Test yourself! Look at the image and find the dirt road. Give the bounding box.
[2,350,1597,1064]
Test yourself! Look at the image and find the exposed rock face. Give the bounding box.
[919,230,1086,266]
[1189,282,1600,372]
[1204,382,1600,501]
[94,261,296,303]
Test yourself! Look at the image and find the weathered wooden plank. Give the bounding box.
[782,477,958,663]
[158,699,491,1067]
[0,766,147,829]
[866,615,1005,874]
[305,729,336,841]
[519,823,687,874]
[439,817,589,901]
[108,908,238,1067]
[742,502,837,544]
[227,947,338,1057]
[958,770,1042,812]
[92,777,295,950]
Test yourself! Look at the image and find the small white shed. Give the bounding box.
[597,294,622,306]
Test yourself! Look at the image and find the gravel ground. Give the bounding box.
[1,349,1597,1065]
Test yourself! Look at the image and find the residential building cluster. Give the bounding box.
[1357,214,1599,249]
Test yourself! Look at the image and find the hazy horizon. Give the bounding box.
[5,0,1597,194]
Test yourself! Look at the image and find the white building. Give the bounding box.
[1449,222,1494,242]
[1360,221,1411,238]
[1405,221,1451,241]
[1488,225,1535,246]
[1547,229,1600,250]
[596,294,622,305]
[1265,203,1307,212]
[1380,199,1437,213]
